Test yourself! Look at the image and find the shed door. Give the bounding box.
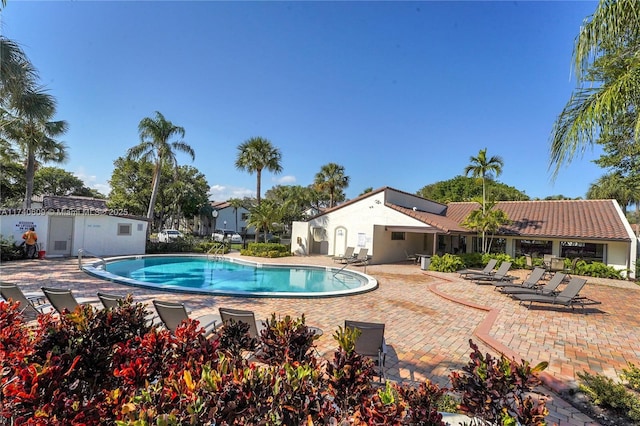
[48,216,73,256]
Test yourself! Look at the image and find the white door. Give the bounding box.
[48,216,73,256]
[334,227,347,256]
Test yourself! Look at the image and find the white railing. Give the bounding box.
[78,248,107,270]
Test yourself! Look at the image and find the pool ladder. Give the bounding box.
[207,245,225,261]
[78,248,107,270]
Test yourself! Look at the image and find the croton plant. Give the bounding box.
[0,299,549,425]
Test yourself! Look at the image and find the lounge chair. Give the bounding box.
[333,246,355,263]
[41,287,97,315]
[469,261,515,284]
[97,292,126,309]
[218,307,264,339]
[494,267,546,289]
[345,320,387,380]
[513,277,590,310]
[152,300,219,336]
[500,272,566,296]
[0,283,51,319]
[404,250,418,264]
[346,248,369,266]
[458,258,498,278]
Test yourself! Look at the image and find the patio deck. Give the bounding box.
[3,253,638,426]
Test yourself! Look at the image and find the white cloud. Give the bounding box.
[209,184,254,201]
[273,175,296,185]
[73,167,111,196]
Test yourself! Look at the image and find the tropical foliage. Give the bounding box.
[417,175,529,204]
[127,111,195,230]
[109,156,209,229]
[313,162,350,208]
[550,0,640,177]
[0,36,69,209]
[462,200,511,254]
[235,136,282,207]
[0,300,550,425]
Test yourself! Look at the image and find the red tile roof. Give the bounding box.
[387,203,468,233]
[445,200,631,241]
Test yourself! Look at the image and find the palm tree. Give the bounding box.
[587,172,634,214]
[464,148,504,253]
[127,111,194,229]
[550,0,640,175]
[235,136,282,207]
[246,200,283,243]
[464,148,504,214]
[313,163,350,208]
[1,88,68,208]
[227,197,246,232]
[0,37,38,103]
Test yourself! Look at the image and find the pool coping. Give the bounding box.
[81,253,378,298]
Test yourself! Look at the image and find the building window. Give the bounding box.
[514,239,552,256]
[241,213,249,221]
[137,223,143,232]
[118,223,132,236]
[561,241,605,262]
[391,232,405,240]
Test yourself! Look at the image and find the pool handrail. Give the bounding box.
[207,244,225,261]
[78,248,107,270]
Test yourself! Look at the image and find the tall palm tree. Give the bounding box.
[0,37,38,104]
[127,111,194,229]
[464,148,504,214]
[1,88,68,208]
[313,162,350,208]
[235,136,282,207]
[550,0,640,175]
[464,148,504,253]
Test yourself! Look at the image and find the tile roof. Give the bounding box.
[387,203,468,233]
[445,200,631,241]
[43,195,108,211]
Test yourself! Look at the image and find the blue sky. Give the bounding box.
[1,1,601,202]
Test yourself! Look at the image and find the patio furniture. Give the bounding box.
[494,267,546,290]
[97,292,126,309]
[41,287,97,315]
[513,277,596,311]
[333,246,355,263]
[404,250,418,263]
[458,258,498,278]
[469,261,515,284]
[501,271,566,296]
[345,320,387,380]
[152,300,219,336]
[346,248,369,266]
[524,254,533,269]
[1,283,51,319]
[218,307,264,339]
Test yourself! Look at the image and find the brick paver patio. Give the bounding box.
[3,253,639,425]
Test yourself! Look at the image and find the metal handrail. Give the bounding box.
[207,244,225,261]
[78,248,107,270]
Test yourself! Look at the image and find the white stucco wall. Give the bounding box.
[290,191,438,263]
[1,213,147,257]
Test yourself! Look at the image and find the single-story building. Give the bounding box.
[290,187,637,278]
[0,195,148,257]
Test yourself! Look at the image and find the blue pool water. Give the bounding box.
[86,255,376,297]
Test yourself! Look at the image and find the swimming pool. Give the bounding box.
[82,255,377,297]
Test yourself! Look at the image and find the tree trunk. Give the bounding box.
[147,162,162,233]
[23,151,36,209]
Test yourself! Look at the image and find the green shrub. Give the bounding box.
[574,260,623,279]
[621,363,640,391]
[429,253,465,272]
[578,370,640,422]
[240,242,290,258]
[0,235,24,261]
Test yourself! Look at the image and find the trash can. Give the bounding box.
[420,255,431,270]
